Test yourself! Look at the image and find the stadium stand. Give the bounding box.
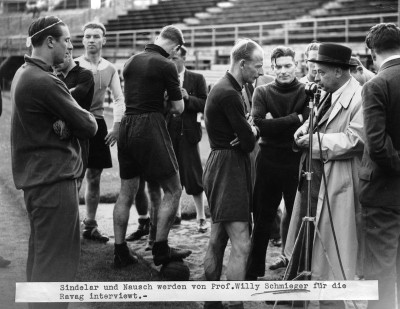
[105,0,221,31]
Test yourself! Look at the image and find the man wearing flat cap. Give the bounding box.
[288,43,365,308]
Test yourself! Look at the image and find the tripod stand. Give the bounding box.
[276,85,360,309]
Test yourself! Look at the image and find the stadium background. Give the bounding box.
[0,0,398,92]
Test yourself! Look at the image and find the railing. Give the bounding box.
[0,12,397,56]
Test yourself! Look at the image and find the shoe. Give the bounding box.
[153,245,192,266]
[0,256,11,268]
[126,218,150,241]
[114,242,138,268]
[82,219,109,242]
[197,218,208,233]
[269,255,288,270]
[173,216,182,226]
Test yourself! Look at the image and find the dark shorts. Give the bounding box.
[87,118,112,169]
[203,149,251,223]
[170,132,203,195]
[118,113,178,181]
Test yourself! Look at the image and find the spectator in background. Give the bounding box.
[203,38,261,309]
[54,48,94,190]
[349,56,375,86]
[10,16,97,308]
[360,23,400,309]
[168,45,209,233]
[75,21,125,243]
[113,25,191,268]
[246,46,308,279]
[299,41,320,83]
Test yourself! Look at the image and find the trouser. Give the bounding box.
[247,148,300,278]
[24,179,80,309]
[362,206,400,309]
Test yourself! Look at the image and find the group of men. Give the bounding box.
[8,14,400,309]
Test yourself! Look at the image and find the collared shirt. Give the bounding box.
[204,72,255,153]
[123,43,182,115]
[179,67,185,87]
[11,55,97,189]
[332,77,351,105]
[380,54,400,69]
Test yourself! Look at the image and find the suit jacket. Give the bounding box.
[359,58,400,207]
[168,69,207,144]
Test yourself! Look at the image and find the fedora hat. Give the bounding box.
[308,43,357,67]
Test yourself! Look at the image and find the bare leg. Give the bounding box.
[84,168,103,220]
[155,173,182,242]
[204,222,229,281]
[225,221,251,280]
[113,177,140,244]
[135,178,149,217]
[148,181,162,243]
[193,192,206,220]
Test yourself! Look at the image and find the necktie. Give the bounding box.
[316,94,332,124]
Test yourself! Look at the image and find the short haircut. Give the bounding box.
[366,23,400,54]
[271,46,295,63]
[28,16,65,47]
[231,38,262,63]
[159,25,185,46]
[305,41,320,58]
[82,21,106,36]
[177,45,187,57]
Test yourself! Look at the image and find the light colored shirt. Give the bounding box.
[75,55,125,122]
[178,67,185,87]
[380,54,400,69]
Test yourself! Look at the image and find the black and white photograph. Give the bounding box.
[0,0,399,308]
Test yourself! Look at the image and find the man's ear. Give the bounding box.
[239,59,246,69]
[47,36,54,48]
[102,36,106,46]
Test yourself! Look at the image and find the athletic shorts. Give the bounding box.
[118,113,178,181]
[87,118,112,169]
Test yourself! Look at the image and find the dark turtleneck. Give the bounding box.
[251,77,309,150]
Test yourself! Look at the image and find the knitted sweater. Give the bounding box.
[251,78,309,150]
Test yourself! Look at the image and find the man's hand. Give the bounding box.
[295,135,310,148]
[53,119,71,140]
[298,114,304,123]
[246,114,254,126]
[105,122,120,146]
[181,88,189,100]
[230,134,240,147]
[294,124,308,141]
[265,112,273,119]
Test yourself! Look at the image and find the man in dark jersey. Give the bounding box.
[203,38,261,309]
[246,46,309,278]
[54,49,94,189]
[112,25,192,267]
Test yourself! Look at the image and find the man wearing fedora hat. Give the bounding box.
[292,43,365,308]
